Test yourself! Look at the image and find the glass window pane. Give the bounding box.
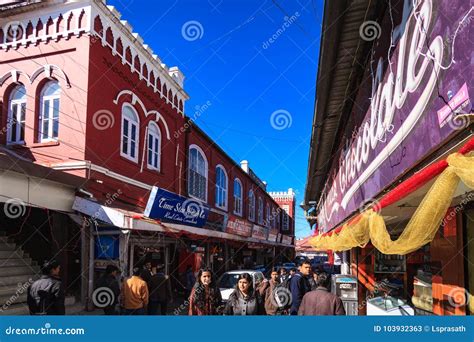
[53,98,59,119]
[131,124,136,141]
[123,119,129,137]
[44,100,50,119]
[122,137,128,154]
[53,117,59,138]
[42,118,49,139]
[20,103,26,122]
[130,141,135,158]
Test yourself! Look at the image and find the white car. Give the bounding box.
[218,270,265,302]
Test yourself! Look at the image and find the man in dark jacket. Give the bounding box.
[27,260,65,315]
[148,265,173,315]
[298,272,346,316]
[96,265,121,315]
[140,261,153,285]
[289,259,311,315]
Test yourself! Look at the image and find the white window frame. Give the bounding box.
[215,164,228,210]
[7,84,26,145]
[248,190,255,222]
[266,203,270,228]
[188,144,208,202]
[38,81,60,142]
[258,197,264,225]
[120,104,140,163]
[147,121,161,171]
[233,178,243,216]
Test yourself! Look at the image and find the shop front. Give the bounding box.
[303,0,473,316]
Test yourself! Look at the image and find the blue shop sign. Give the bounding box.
[144,187,210,228]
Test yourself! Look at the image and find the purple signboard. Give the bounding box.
[317,0,473,232]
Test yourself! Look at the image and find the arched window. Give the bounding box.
[39,81,60,142]
[258,197,264,225]
[215,165,228,210]
[7,84,26,144]
[188,145,208,201]
[121,104,139,162]
[248,190,255,221]
[147,122,161,171]
[233,178,243,216]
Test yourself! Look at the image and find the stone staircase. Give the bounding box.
[0,230,39,315]
[0,231,82,315]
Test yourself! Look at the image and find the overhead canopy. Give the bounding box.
[303,0,382,210]
[72,196,294,248]
[0,151,86,212]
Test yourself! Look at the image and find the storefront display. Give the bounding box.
[374,251,406,274]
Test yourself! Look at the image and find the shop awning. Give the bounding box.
[72,196,294,248]
[0,151,86,212]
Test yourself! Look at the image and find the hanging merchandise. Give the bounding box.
[309,151,474,255]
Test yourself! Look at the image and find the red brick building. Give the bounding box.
[0,0,295,311]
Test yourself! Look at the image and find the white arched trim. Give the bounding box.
[113,89,147,115]
[146,110,170,140]
[113,89,171,140]
[0,70,29,87]
[30,64,71,88]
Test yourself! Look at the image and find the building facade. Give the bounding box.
[0,0,295,313]
[304,0,473,316]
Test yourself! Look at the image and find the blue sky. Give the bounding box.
[108,0,323,238]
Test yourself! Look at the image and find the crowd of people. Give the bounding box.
[26,259,345,316]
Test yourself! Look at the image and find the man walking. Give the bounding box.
[262,268,281,315]
[96,265,121,315]
[27,260,65,315]
[148,265,173,315]
[298,272,346,316]
[121,267,149,315]
[289,259,311,315]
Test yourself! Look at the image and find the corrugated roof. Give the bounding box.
[303,0,383,211]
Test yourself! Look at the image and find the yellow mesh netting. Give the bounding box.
[309,153,474,254]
